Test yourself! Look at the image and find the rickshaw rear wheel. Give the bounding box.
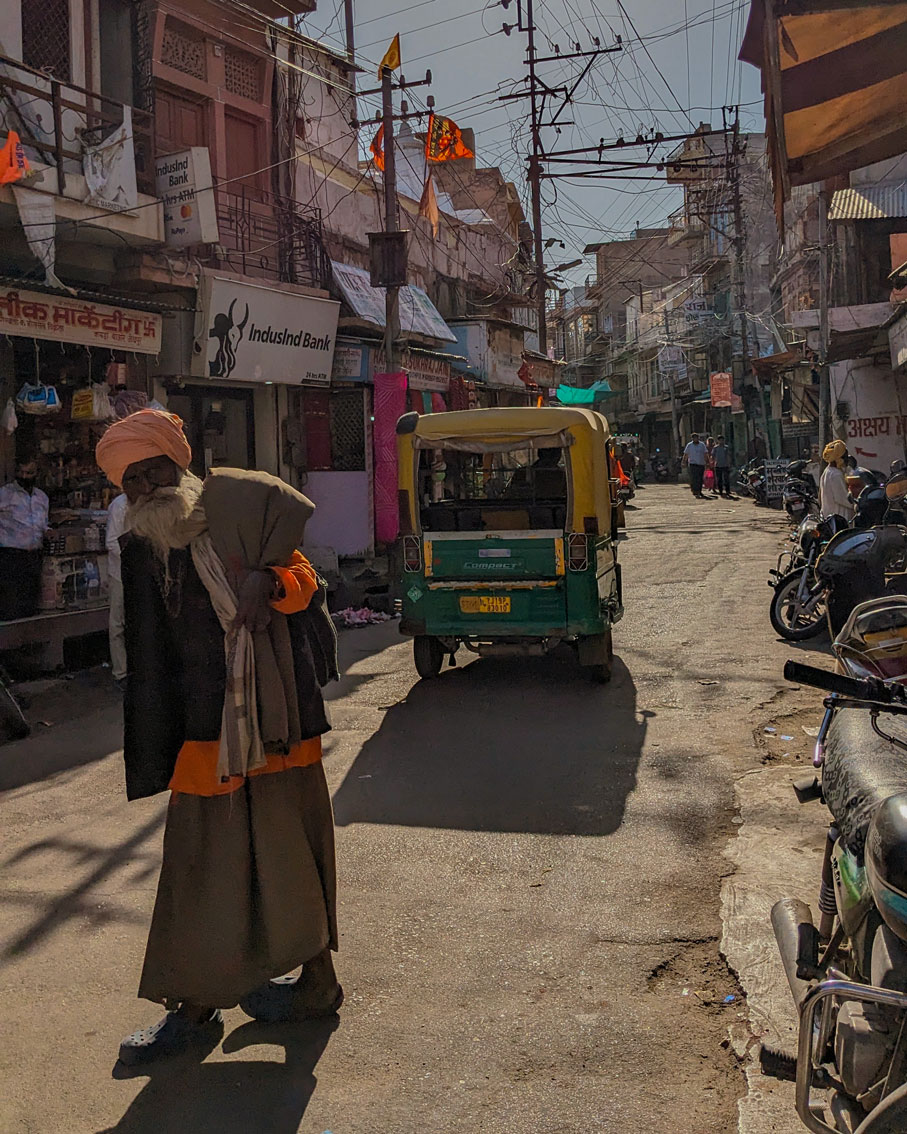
[414,635,445,679]
[577,629,613,684]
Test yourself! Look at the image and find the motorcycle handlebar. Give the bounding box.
[783,660,898,702]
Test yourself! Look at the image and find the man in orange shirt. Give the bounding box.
[95,410,341,1067]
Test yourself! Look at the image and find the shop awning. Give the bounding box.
[751,348,802,371]
[740,0,907,217]
[555,381,614,406]
[829,184,907,221]
[330,261,456,343]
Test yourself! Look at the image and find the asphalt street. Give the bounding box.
[0,483,816,1134]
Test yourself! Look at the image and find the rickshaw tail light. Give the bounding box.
[403,535,422,572]
[567,533,589,571]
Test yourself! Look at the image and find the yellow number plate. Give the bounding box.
[459,595,511,614]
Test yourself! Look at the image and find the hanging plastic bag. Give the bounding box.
[15,382,61,414]
[1,399,18,434]
[92,383,113,420]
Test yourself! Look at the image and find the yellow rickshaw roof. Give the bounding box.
[400,406,611,443]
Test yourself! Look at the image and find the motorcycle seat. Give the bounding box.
[823,710,907,858]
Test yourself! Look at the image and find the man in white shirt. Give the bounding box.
[819,439,855,522]
[0,458,49,620]
[105,491,130,686]
[681,433,709,499]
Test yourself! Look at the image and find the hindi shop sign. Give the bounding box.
[193,275,340,385]
[710,371,733,407]
[154,148,219,247]
[0,288,162,353]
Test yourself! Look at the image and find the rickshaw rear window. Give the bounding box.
[417,446,568,532]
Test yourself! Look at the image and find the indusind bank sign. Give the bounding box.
[193,274,340,385]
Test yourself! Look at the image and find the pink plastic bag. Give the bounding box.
[704,468,715,490]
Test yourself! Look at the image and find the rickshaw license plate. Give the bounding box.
[459,595,511,614]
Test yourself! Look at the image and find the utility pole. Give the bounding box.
[727,106,769,456]
[500,3,622,361]
[381,66,400,373]
[818,186,830,450]
[357,69,432,375]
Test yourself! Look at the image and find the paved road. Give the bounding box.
[0,484,804,1134]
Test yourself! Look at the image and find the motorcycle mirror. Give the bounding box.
[886,471,907,501]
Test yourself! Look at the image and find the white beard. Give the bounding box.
[127,472,206,562]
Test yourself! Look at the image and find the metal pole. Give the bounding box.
[525,0,548,358]
[818,187,831,450]
[381,67,400,374]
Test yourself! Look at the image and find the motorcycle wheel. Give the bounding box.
[770,568,827,641]
[854,1081,907,1133]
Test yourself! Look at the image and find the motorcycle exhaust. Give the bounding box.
[771,897,819,1010]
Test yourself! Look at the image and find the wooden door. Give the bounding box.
[155,88,207,155]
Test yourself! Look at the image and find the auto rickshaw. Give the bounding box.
[396,406,624,681]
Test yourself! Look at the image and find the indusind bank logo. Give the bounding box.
[248,323,333,351]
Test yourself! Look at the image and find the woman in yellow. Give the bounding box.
[95,411,341,1067]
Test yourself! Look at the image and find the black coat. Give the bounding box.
[121,537,334,801]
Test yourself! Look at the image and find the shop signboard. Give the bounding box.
[331,261,456,342]
[657,345,684,372]
[193,275,340,385]
[374,347,450,391]
[890,310,907,370]
[764,457,788,501]
[154,148,219,247]
[710,371,733,407]
[684,297,712,322]
[332,345,364,380]
[0,288,161,353]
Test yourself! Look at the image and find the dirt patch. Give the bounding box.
[645,939,747,1132]
[753,697,824,767]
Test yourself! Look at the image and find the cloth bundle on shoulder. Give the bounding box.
[201,469,316,780]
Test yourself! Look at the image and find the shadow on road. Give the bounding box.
[100,1017,338,1134]
[332,650,645,836]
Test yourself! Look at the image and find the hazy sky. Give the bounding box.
[300,0,762,283]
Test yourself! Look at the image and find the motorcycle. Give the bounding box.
[652,450,670,483]
[783,459,820,524]
[769,514,848,640]
[763,612,907,1131]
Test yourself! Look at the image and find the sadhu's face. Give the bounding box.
[121,456,181,504]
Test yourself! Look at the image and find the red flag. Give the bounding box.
[425,113,474,163]
[418,172,440,237]
[370,124,385,172]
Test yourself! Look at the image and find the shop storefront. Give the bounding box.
[0,287,162,665]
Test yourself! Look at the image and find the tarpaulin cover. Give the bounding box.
[556,381,614,405]
[740,0,907,215]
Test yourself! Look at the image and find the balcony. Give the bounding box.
[212,186,329,289]
[0,53,154,195]
[0,54,162,246]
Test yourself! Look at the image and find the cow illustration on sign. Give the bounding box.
[208,298,249,378]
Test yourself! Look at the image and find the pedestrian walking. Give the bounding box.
[0,457,49,619]
[94,409,342,1068]
[819,439,855,521]
[682,433,709,498]
[712,435,733,497]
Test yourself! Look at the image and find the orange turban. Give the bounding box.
[95,409,193,487]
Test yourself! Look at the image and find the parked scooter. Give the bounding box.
[652,450,670,483]
[762,615,907,1131]
[783,459,819,524]
[738,457,767,503]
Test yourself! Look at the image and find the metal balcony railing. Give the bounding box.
[0,53,154,196]
[212,185,329,289]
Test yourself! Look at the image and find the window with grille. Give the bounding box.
[21,0,71,81]
[224,47,263,101]
[160,19,207,81]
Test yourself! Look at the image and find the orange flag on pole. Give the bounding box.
[425,113,474,163]
[419,172,440,238]
[378,34,401,77]
[370,124,385,171]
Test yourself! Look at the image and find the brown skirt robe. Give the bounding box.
[139,763,338,1008]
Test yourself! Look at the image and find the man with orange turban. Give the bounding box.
[96,410,342,1067]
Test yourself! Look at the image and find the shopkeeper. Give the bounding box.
[0,458,50,620]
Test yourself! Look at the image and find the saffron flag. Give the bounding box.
[425,113,474,163]
[418,172,440,238]
[0,131,30,185]
[378,34,401,77]
[370,124,385,172]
